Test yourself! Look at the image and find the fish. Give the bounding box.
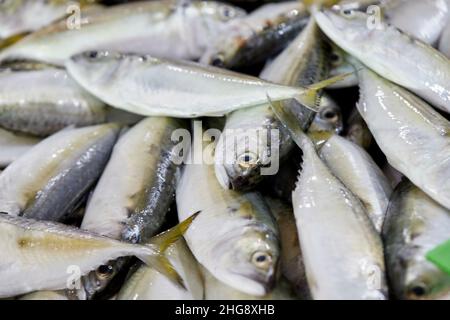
[0,0,100,40]
[331,0,384,11]
[439,18,450,58]
[202,266,297,300]
[117,239,204,300]
[314,8,450,113]
[383,163,404,189]
[345,107,372,150]
[319,134,393,232]
[357,67,450,212]
[65,50,338,118]
[308,94,343,134]
[0,212,196,298]
[265,197,310,299]
[270,98,388,300]
[0,128,41,168]
[327,46,358,89]
[383,180,450,300]
[0,61,107,136]
[19,291,70,300]
[213,18,332,190]
[384,0,449,45]
[80,117,186,298]
[200,1,309,68]
[0,0,246,65]
[177,130,280,296]
[0,124,120,222]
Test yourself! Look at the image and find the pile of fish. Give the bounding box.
[0,0,449,300]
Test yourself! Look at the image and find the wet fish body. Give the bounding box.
[0,63,107,136]
[0,128,41,168]
[383,180,450,300]
[0,124,120,222]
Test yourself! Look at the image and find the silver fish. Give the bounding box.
[66,51,325,118]
[202,266,297,300]
[384,0,449,45]
[0,213,196,298]
[0,62,107,136]
[80,117,186,298]
[358,67,450,211]
[214,18,330,190]
[315,8,450,113]
[327,45,358,89]
[200,1,309,68]
[0,128,41,168]
[319,134,393,232]
[0,124,120,222]
[0,0,99,39]
[271,99,388,300]
[117,239,204,300]
[383,180,450,300]
[265,197,310,299]
[0,0,245,65]
[177,131,280,296]
[439,18,450,58]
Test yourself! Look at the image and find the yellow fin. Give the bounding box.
[295,72,354,112]
[0,32,29,50]
[138,211,200,289]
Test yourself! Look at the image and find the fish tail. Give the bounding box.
[137,211,200,289]
[294,73,354,112]
[0,32,28,51]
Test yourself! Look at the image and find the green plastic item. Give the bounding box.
[426,239,450,275]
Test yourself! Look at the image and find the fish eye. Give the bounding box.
[220,6,234,19]
[330,52,343,66]
[341,9,355,17]
[321,108,338,122]
[251,251,273,269]
[237,152,259,169]
[407,283,428,298]
[86,51,99,59]
[211,55,225,67]
[96,265,114,279]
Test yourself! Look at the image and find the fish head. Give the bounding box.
[67,51,130,86]
[398,257,450,300]
[314,7,374,45]
[211,226,280,296]
[309,95,343,134]
[214,127,273,191]
[81,263,118,300]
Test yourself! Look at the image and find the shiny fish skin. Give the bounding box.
[0,63,107,136]
[117,239,203,300]
[358,68,450,211]
[319,134,392,232]
[82,117,185,242]
[384,0,449,45]
[271,101,387,299]
[0,0,86,39]
[0,128,41,168]
[0,0,245,65]
[202,267,297,300]
[200,1,309,68]
[214,18,329,191]
[177,133,280,296]
[80,117,185,298]
[383,180,450,300]
[439,19,450,58]
[292,134,387,299]
[0,124,120,222]
[0,214,162,298]
[266,197,310,299]
[315,8,450,113]
[66,51,318,118]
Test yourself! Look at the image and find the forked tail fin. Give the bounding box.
[138,211,200,289]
